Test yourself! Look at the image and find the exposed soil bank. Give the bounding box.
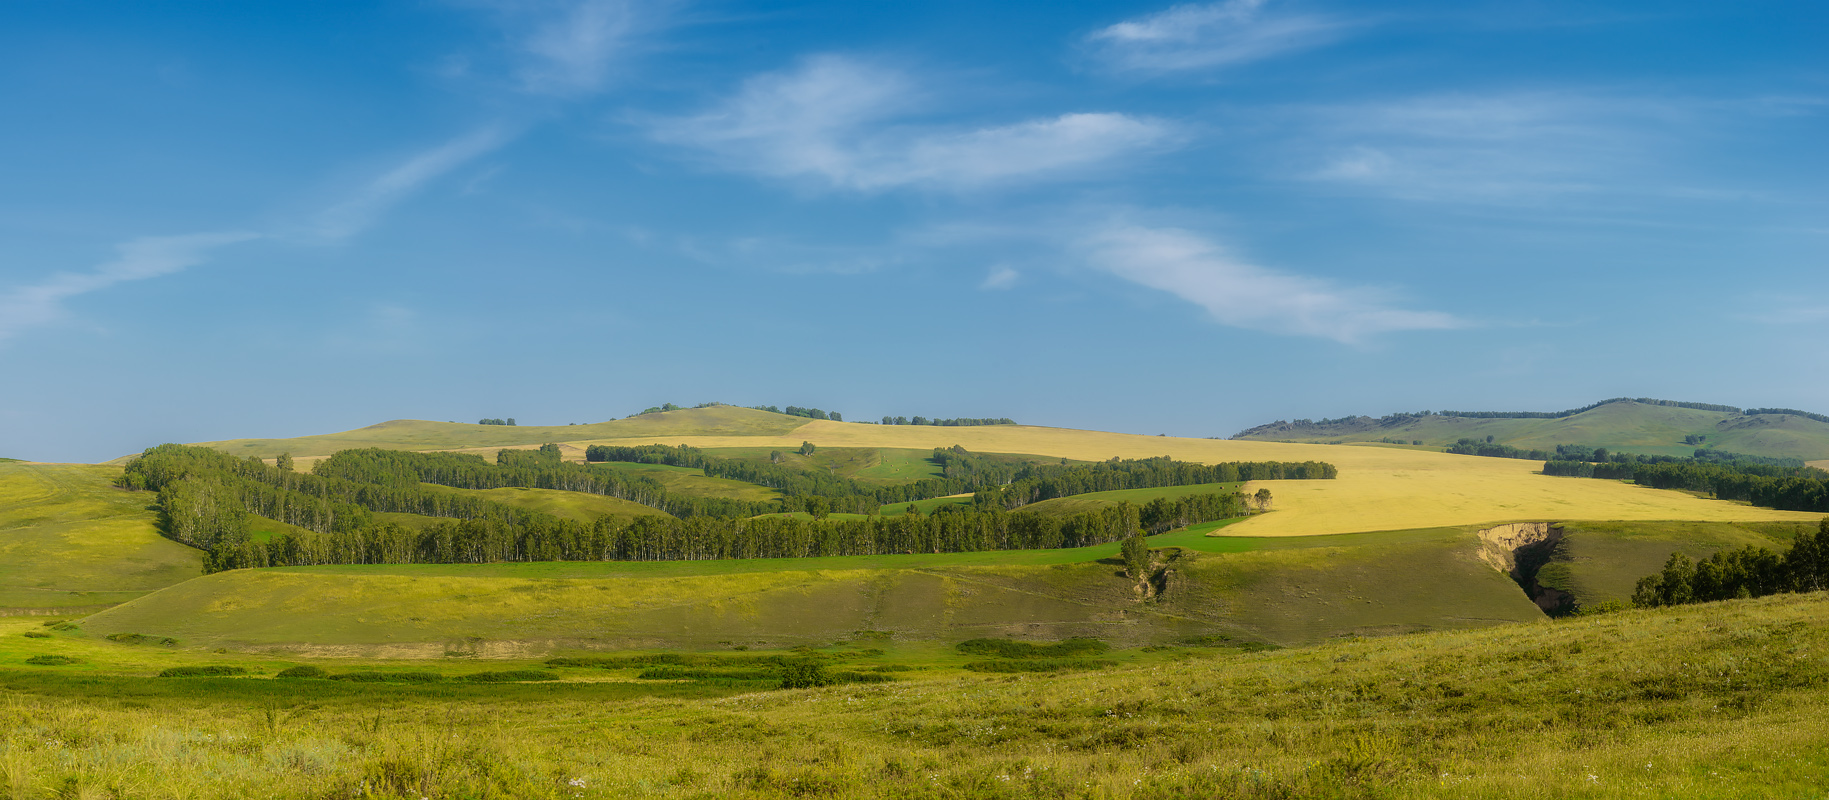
[1478,523,1573,616]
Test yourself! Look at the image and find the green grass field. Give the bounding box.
[1016,482,1243,517]
[0,463,200,611]
[876,495,974,516]
[74,516,1572,651]
[590,460,782,502]
[424,484,667,524]
[7,591,1829,797]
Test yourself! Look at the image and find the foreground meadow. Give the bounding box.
[4,591,1828,799]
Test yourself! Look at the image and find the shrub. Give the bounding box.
[106,633,177,646]
[830,671,894,684]
[779,659,831,689]
[25,655,79,666]
[329,671,444,683]
[963,659,1117,673]
[955,638,1110,659]
[638,667,778,681]
[22,631,51,639]
[275,665,328,679]
[460,670,553,683]
[158,666,249,677]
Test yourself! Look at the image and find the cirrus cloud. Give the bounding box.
[650,55,1179,191]
[1082,223,1462,343]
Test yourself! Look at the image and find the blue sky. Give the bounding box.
[2,0,1825,462]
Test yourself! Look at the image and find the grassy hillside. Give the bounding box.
[592,460,782,502]
[423,484,668,524]
[177,406,810,461]
[1234,399,1829,460]
[78,519,1553,651]
[1018,482,1243,518]
[0,463,201,611]
[8,592,1829,797]
[1547,519,1814,606]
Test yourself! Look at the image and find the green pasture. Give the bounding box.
[74,517,1571,649]
[696,446,945,484]
[0,463,200,610]
[1016,481,1243,517]
[424,484,667,524]
[875,494,974,515]
[590,460,781,502]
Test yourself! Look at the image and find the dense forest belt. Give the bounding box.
[1543,459,1829,512]
[176,489,1249,568]
[118,443,1277,571]
[586,443,1335,513]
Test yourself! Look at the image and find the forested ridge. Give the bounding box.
[120,443,1332,572]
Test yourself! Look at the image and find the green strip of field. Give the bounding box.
[1016,481,1243,517]
[589,460,781,502]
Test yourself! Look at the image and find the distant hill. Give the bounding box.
[1232,398,1829,462]
[160,405,812,461]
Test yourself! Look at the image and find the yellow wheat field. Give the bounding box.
[568,421,1823,536]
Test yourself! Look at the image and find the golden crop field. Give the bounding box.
[566,420,1822,536]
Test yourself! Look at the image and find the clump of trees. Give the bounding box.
[1632,519,1829,607]
[1446,438,1554,460]
[477,418,516,426]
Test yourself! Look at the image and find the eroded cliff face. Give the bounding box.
[1477,523,1573,616]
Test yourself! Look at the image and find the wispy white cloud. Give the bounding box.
[981,265,1020,290]
[1087,0,1350,74]
[650,55,1178,191]
[1081,223,1461,343]
[313,126,515,240]
[0,232,258,343]
[677,233,908,275]
[464,0,655,95]
[323,302,428,355]
[1297,92,1669,202]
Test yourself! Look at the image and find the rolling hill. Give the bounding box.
[1232,397,1829,461]
[0,463,201,612]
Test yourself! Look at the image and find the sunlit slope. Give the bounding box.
[0,463,201,610]
[1234,400,1829,460]
[566,420,1823,536]
[423,485,669,524]
[80,525,1543,652]
[175,406,809,461]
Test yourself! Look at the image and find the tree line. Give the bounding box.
[181,489,1248,569]
[1630,518,1829,607]
[1542,458,1829,512]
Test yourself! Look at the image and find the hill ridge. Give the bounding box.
[1232,398,1829,462]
